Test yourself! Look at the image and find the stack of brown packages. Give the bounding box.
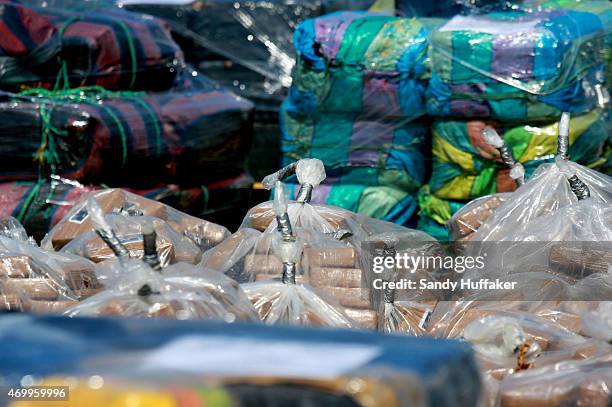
[0,242,102,314]
[0,187,234,317]
[236,201,377,329]
[42,189,230,252]
[41,189,230,267]
[448,193,508,247]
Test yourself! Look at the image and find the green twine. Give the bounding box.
[117,20,138,90]
[54,16,139,90]
[17,85,156,170]
[15,182,42,223]
[200,185,210,212]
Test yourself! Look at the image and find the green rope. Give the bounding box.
[100,105,128,167]
[18,86,146,171]
[117,20,138,90]
[125,96,162,156]
[200,185,210,212]
[55,16,81,91]
[15,182,42,223]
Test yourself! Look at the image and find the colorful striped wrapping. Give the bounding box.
[429,109,608,201]
[0,1,183,91]
[0,83,254,187]
[427,7,608,122]
[285,182,419,226]
[533,0,612,91]
[281,100,427,193]
[291,11,429,119]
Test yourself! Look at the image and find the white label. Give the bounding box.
[141,336,381,379]
[440,15,540,35]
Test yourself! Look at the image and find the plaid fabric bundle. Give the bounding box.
[281,102,427,193]
[429,109,608,201]
[0,1,183,91]
[427,7,608,122]
[0,180,95,242]
[291,11,429,119]
[285,182,419,226]
[0,84,254,187]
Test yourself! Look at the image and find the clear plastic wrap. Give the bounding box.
[0,1,183,92]
[430,110,608,201]
[290,11,429,119]
[244,161,442,316]
[0,177,246,244]
[427,2,610,122]
[61,213,202,266]
[118,1,378,101]
[43,188,229,252]
[357,231,444,335]
[240,161,409,315]
[470,159,612,243]
[280,10,430,225]
[66,258,259,322]
[230,181,357,328]
[581,302,612,343]
[0,217,101,311]
[498,354,612,407]
[428,305,603,386]
[0,76,253,186]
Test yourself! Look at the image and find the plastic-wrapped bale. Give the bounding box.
[532,0,612,93]
[0,180,96,243]
[61,214,202,266]
[0,82,254,186]
[429,110,608,201]
[280,106,428,224]
[202,176,375,328]
[427,306,607,381]
[499,355,612,407]
[0,1,183,92]
[217,181,359,328]
[0,218,102,312]
[245,162,446,328]
[283,183,421,227]
[42,188,230,252]
[458,156,612,276]
[290,11,429,119]
[469,158,612,243]
[0,313,482,407]
[0,175,249,243]
[121,0,379,102]
[65,259,260,322]
[427,6,608,122]
[281,104,428,191]
[359,232,444,336]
